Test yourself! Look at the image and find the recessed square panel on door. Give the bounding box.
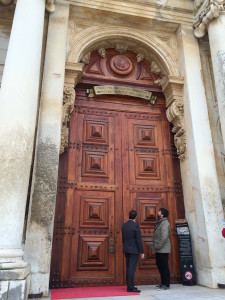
[127,117,166,186]
[135,192,166,278]
[77,114,115,185]
[70,190,115,279]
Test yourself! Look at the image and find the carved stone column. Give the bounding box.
[0,0,46,299]
[161,76,186,161]
[178,25,225,288]
[194,0,225,151]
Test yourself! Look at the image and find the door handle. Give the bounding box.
[109,238,115,253]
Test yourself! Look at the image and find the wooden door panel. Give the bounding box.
[76,113,115,184]
[50,94,183,287]
[70,190,115,279]
[126,117,166,187]
[50,50,184,288]
[136,192,167,280]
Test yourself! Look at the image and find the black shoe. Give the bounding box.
[157,285,170,290]
[127,288,141,293]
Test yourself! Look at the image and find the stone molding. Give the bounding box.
[162,76,186,161]
[193,0,225,38]
[65,62,84,87]
[0,0,56,12]
[67,26,180,77]
[60,63,84,155]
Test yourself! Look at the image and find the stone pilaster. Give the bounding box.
[0,0,46,299]
[194,1,225,152]
[23,3,69,297]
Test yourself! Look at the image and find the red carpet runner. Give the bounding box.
[51,286,139,299]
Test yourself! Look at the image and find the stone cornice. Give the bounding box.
[0,0,56,12]
[193,0,225,38]
[67,0,194,26]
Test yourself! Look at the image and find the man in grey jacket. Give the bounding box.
[153,208,171,290]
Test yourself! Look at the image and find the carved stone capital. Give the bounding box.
[193,0,225,38]
[60,86,76,155]
[0,0,56,12]
[162,76,186,161]
[65,62,84,87]
[161,76,184,108]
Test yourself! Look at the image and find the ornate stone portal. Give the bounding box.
[65,47,186,160]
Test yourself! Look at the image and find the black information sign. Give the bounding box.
[175,219,196,286]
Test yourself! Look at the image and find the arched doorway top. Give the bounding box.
[67,26,180,77]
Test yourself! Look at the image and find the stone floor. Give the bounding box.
[43,284,225,300]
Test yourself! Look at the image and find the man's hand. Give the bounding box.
[141,253,145,259]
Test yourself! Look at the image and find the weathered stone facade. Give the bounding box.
[0,0,225,299]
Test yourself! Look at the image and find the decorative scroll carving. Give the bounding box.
[115,44,128,54]
[150,61,161,75]
[162,76,185,161]
[97,48,106,58]
[137,53,145,62]
[60,86,75,154]
[193,0,225,38]
[154,79,162,85]
[166,100,186,161]
[81,52,91,65]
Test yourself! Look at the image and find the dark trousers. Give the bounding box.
[156,253,170,287]
[125,253,139,290]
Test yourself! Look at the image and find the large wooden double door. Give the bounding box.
[50,89,184,288]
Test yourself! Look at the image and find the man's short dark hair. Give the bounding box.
[129,210,137,220]
[160,208,169,218]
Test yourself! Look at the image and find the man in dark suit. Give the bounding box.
[122,210,144,293]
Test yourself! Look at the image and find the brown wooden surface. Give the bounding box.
[50,49,184,288]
